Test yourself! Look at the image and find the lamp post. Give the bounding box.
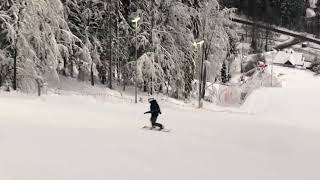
[193,40,204,108]
[132,17,140,103]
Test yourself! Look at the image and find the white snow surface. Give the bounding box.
[1,66,320,180]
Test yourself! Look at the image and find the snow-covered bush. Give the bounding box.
[240,71,281,100]
[217,84,242,106]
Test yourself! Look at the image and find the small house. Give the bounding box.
[272,49,305,68]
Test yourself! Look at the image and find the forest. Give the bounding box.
[0,0,239,99]
[222,0,308,28]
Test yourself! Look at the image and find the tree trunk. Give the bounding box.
[122,60,126,91]
[265,28,269,51]
[143,81,147,92]
[159,84,163,94]
[166,81,170,96]
[116,1,120,85]
[150,77,153,95]
[63,58,67,76]
[108,0,113,89]
[251,25,257,52]
[245,24,248,42]
[150,0,156,96]
[317,15,320,38]
[0,72,2,87]
[13,47,17,90]
[70,61,74,78]
[201,65,206,99]
[249,0,258,52]
[91,63,94,86]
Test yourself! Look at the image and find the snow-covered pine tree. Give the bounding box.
[165,1,196,98]
[0,0,62,91]
[0,1,15,87]
[128,0,180,95]
[63,0,106,83]
[194,0,237,93]
[0,0,104,92]
[125,0,237,98]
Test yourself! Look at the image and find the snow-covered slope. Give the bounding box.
[1,66,320,180]
[242,66,320,128]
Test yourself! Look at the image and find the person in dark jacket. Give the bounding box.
[144,98,163,130]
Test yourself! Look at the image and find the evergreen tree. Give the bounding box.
[221,61,228,83]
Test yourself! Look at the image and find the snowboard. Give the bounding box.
[141,126,171,132]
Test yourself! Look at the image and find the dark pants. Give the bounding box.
[151,113,163,129]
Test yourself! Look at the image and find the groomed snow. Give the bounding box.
[1,66,320,180]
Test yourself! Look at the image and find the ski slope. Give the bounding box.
[1,66,320,180]
[242,66,320,129]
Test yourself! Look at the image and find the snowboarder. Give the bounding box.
[144,98,163,130]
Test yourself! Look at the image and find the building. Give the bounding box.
[272,49,305,67]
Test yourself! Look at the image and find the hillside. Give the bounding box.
[1,65,320,180]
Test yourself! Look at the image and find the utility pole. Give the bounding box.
[132,17,140,103]
[193,40,204,108]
